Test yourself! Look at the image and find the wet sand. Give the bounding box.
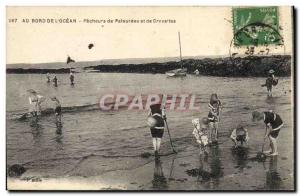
[7,147,294,190]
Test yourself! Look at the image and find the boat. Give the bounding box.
[166,32,187,77]
[166,68,187,77]
[193,69,200,75]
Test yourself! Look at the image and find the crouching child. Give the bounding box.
[192,117,209,156]
[230,124,249,148]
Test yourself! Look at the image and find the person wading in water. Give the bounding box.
[207,93,222,144]
[70,72,75,86]
[147,104,166,159]
[261,69,278,97]
[252,110,284,156]
[46,73,51,83]
[28,90,45,124]
[53,75,58,87]
[51,96,62,130]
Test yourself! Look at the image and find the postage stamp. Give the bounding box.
[232,7,282,46]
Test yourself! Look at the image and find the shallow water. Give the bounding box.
[6,73,294,190]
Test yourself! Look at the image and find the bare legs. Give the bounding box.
[153,138,162,151]
[153,138,162,157]
[269,136,278,156]
[209,122,219,143]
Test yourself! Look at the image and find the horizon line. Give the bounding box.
[6,53,290,65]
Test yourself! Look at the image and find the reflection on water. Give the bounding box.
[30,123,43,140]
[231,146,249,172]
[197,153,210,182]
[265,157,282,190]
[56,123,62,135]
[186,145,224,188]
[152,159,168,190]
[208,145,223,189]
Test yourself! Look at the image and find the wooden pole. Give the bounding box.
[178,32,183,68]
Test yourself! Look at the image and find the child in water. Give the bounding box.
[51,96,62,127]
[261,69,278,97]
[28,90,45,117]
[147,104,166,158]
[230,124,249,148]
[192,117,209,155]
[52,75,58,87]
[70,72,74,85]
[207,93,222,143]
[252,110,284,156]
[46,73,51,83]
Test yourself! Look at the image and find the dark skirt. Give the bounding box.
[151,128,164,138]
[150,115,165,138]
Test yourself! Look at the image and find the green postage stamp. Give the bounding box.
[232,7,282,46]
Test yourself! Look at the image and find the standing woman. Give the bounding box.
[147,104,166,158]
[28,90,45,122]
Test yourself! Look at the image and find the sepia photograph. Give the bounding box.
[6,6,295,191]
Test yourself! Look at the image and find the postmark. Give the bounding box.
[232,6,281,46]
[230,6,285,59]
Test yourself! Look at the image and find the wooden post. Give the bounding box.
[178,32,182,65]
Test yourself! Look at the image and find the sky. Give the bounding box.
[6,6,293,64]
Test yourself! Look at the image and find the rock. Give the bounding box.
[256,152,267,162]
[8,164,26,177]
[243,106,251,110]
[179,163,191,167]
[140,152,152,158]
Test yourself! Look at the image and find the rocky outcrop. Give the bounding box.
[7,55,291,77]
[84,55,291,77]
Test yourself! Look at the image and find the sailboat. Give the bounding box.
[166,32,187,77]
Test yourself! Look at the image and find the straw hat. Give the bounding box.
[269,69,275,74]
[192,118,200,126]
[237,123,244,129]
[50,96,57,101]
[27,89,37,94]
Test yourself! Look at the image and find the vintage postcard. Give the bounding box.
[6,6,294,191]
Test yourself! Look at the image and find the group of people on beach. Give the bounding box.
[147,69,284,160]
[26,71,75,127]
[28,68,283,159]
[46,71,75,87]
[27,89,62,127]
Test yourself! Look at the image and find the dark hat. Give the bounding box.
[150,104,162,114]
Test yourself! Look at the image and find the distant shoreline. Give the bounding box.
[6,55,291,77]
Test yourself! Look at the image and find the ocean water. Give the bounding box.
[6,73,294,190]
